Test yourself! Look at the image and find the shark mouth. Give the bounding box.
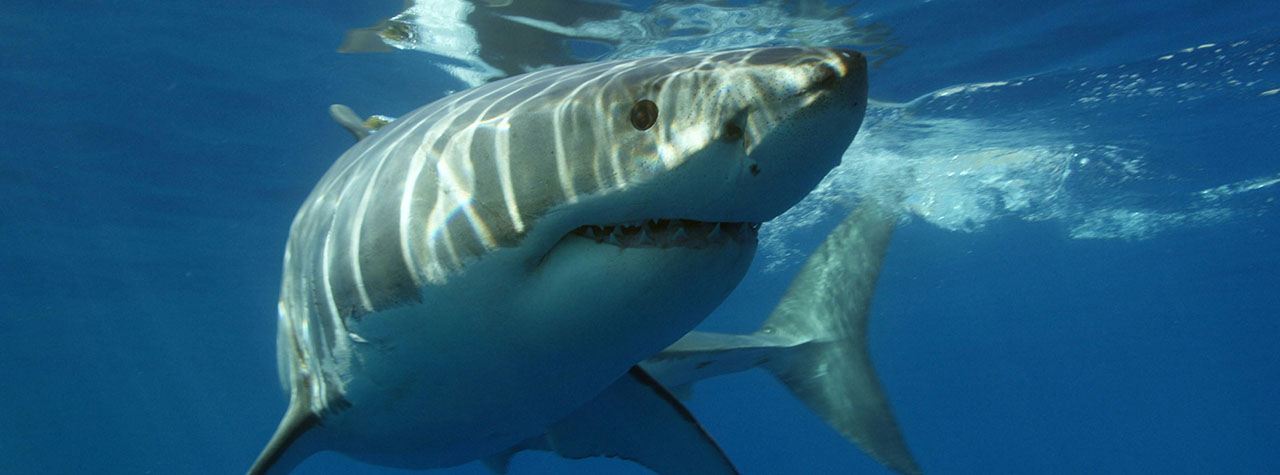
[569,219,760,249]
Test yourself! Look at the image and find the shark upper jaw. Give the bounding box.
[568,219,760,249]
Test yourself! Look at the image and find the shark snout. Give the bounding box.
[834,49,867,76]
[818,49,868,106]
[724,48,868,222]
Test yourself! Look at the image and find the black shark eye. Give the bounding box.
[722,122,743,141]
[629,99,658,131]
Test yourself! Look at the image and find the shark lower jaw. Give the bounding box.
[567,219,761,249]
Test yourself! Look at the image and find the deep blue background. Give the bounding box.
[1,1,1277,473]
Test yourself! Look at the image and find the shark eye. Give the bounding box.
[629,99,658,131]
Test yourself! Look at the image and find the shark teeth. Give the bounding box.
[569,219,758,249]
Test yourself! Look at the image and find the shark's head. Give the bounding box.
[263,47,868,472]
[509,47,870,262]
[493,48,870,356]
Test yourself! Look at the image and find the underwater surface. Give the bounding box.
[2,0,1277,473]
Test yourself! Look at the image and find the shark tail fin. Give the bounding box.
[758,200,922,475]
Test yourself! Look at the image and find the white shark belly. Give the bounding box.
[323,234,756,467]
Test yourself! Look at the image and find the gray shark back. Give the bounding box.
[280,48,864,360]
[256,47,870,474]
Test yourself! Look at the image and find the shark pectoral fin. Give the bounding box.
[667,382,695,401]
[544,366,738,474]
[481,436,551,474]
[247,396,320,475]
[480,445,518,474]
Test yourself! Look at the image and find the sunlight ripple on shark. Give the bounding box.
[250,47,869,474]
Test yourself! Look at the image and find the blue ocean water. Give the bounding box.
[1,1,1277,474]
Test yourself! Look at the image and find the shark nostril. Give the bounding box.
[630,99,659,131]
[815,64,839,90]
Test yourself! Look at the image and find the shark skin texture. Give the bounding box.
[251,47,869,474]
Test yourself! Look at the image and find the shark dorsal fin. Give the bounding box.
[328,104,371,141]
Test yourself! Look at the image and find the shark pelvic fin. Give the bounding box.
[487,366,738,474]
[546,366,738,474]
[758,200,922,474]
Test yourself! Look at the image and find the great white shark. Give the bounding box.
[332,104,920,474]
[251,47,870,473]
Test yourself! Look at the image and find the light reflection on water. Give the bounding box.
[342,0,903,85]
[340,0,1279,271]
